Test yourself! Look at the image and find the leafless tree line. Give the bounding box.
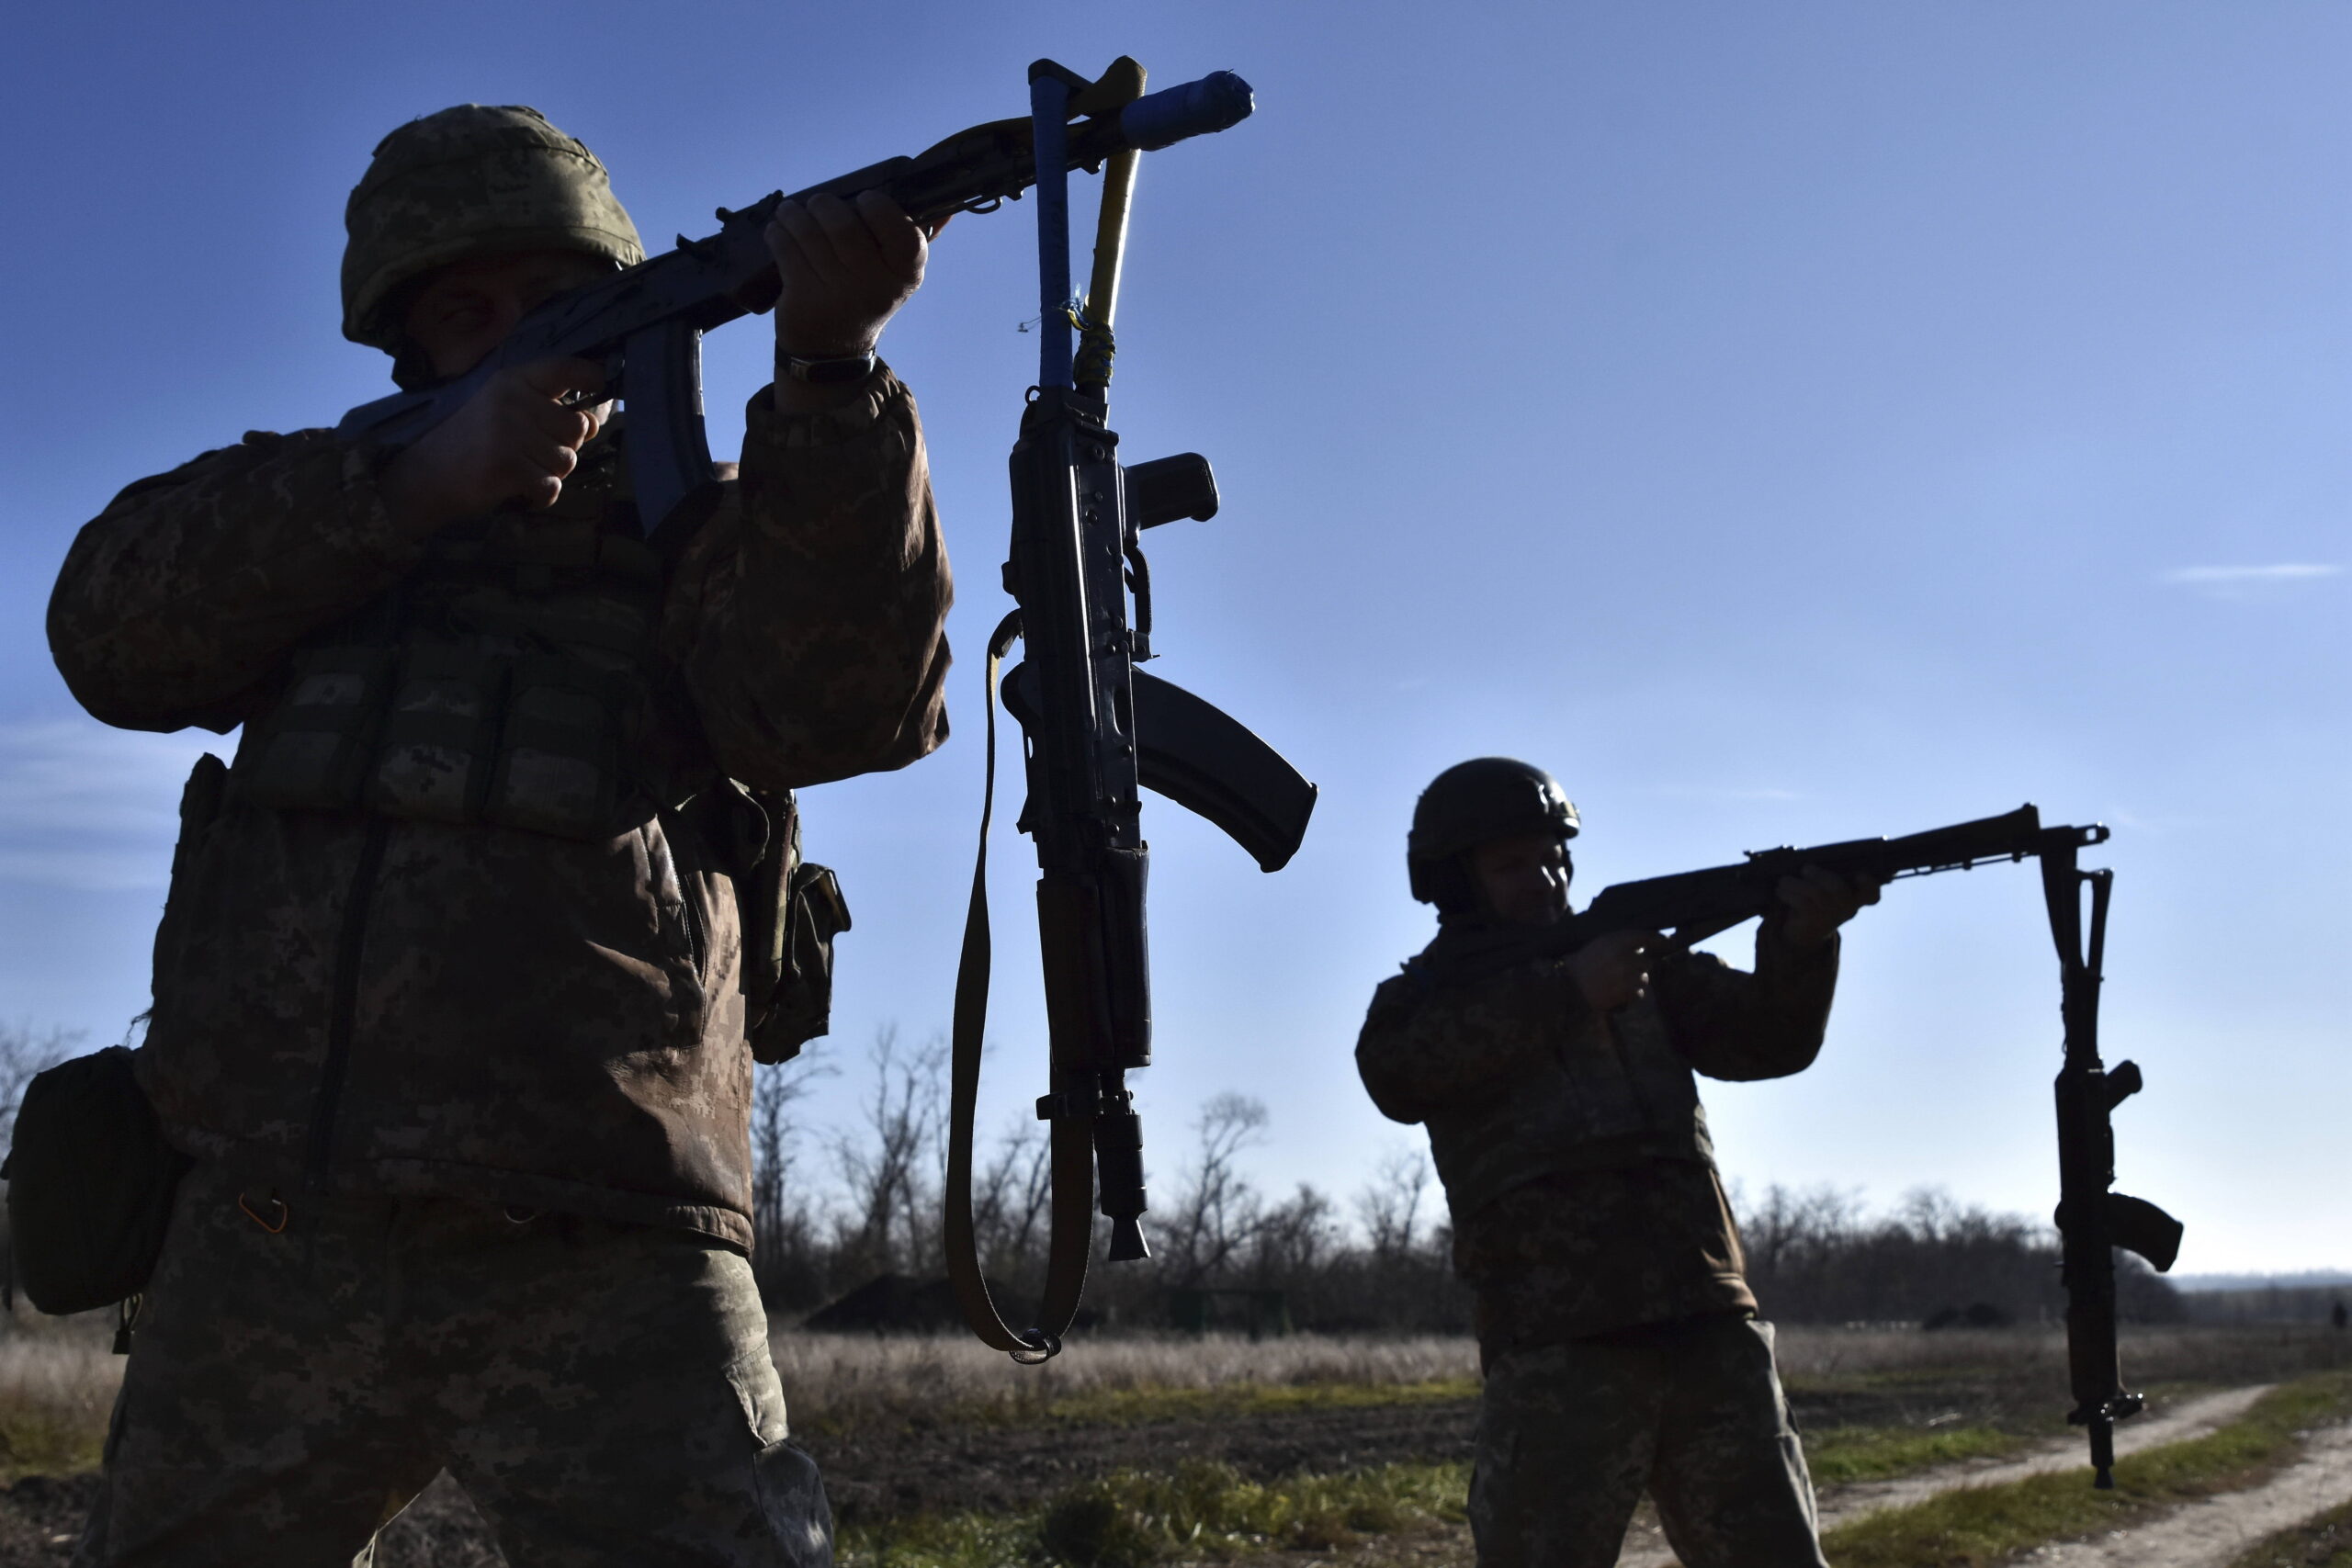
[752,1024,2187,1334]
[1736,1181,2184,1326]
[746,1029,1467,1331]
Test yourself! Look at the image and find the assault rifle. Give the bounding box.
[1425,803,2182,1484]
[1422,804,2103,978]
[335,66,1254,539]
[2042,840,2183,1488]
[940,59,1317,1362]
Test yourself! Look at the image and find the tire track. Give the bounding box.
[1614,1383,2275,1565]
[2014,1416,2352,1568]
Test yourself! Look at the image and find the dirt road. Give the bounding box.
[2015,1416,2352,1568]
[1224,1384,2339,1568]
[1613,1384,2274,1566]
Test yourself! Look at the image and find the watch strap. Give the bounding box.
[783,350,879,386]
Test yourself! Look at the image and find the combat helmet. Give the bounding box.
[1407,757,1579,905]
[341,104,645,356]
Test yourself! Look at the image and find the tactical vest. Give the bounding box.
[232,428,673,839]
[1418,982,1716,1226]
[221,426,843,1065]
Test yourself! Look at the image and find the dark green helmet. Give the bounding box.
[1407,758,1579,904]
[341,104,645,354]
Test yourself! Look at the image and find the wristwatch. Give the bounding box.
[783,350,878,385]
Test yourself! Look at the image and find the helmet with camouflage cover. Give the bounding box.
[1407,757,1579,904]
[341,104,645,355]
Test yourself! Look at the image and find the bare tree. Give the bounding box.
[1355,1145,1432,1261]
[1158,1092,1269,1289]
[1251,1183,1338,1285]
[829,1025,946,1279]
[750,1051,834,1301]
[970,1116,1052,1284]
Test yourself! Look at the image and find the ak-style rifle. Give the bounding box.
[1425,803,2182,1483]
[335,67,1254,539]
[941,58,1317,1362]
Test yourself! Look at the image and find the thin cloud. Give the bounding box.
[0,721,224,890]
[2162,563,2342,599]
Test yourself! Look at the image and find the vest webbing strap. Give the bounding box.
[943,611,1092,1362]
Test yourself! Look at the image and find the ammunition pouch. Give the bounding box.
[4,1049,192,1316]
[732,787,852,1065]
[234,641,643,842]
[236,645,394,812]
[367,642,508,823]
[488,655,628,840]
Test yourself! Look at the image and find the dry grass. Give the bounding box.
[771,1331,1479,1430]
[1772,1322,2346,1385]
[0,1314,2337,1483]
[0,1318,123,1480]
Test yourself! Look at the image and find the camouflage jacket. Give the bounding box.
[1356,922,1838,1343]
[48,370,951,1252]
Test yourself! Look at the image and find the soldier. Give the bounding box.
[47,106,952,1564]
[1355,759,1879,1568]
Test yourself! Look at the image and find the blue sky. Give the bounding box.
[2,2,2344,1275]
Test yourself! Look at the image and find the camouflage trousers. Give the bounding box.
[74,1162,831,1567]
[1468,1314,1826,1568]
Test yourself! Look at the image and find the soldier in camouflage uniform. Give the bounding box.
[1355,760,1880,1568]
[48,105,954,1566]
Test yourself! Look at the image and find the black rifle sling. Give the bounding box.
[944,613,1091,1361]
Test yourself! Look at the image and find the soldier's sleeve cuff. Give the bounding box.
[748,362,909,451]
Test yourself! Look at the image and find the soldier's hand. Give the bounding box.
[1567,931,1656,1012]
[766,191,930,367]
[380,357,609,533]
[1776,865,1883,949]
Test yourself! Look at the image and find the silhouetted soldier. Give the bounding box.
[1356,759,1878,1568]
[49,105,951,1563]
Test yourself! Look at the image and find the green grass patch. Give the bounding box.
[2226,1495,2352,1568]
[840,1459,1469,1568]
[0,1394,108,1483]
[836,1410,2050,1566]
[1804,1424,2026,1486]
[1823,1372,2352,1568]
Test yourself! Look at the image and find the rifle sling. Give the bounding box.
[944,612,1091,1361]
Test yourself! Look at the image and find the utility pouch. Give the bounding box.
[3,1047,193,1316]
[740,789,852,1065]
[365,643,508,824]
[486,654,623,840]
[234,646,393,811]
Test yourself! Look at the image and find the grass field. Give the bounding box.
[3,1312,2346,1566]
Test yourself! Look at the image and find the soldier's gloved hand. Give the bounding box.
[1775,865,1883,950]
[380,357,609,533]
[1566,930,1656,1012]
[765,190,933,377]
